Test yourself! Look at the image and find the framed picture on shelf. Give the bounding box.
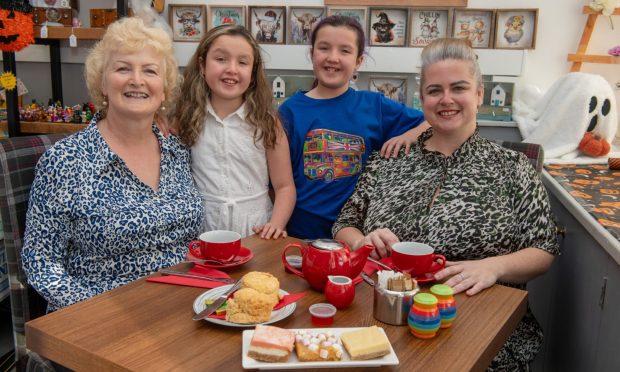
[369,76,408,105]
[327,6,368,31]
[494,9,538,49]
[409,8,451,47]
[451,9,494,49]
[248,6,286,45]
[288,7,326,45]
[168,4,206,42]
[368,7,408,47]
[207,5,246,30]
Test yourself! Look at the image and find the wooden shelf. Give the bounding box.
[324,0,467,6]
[568,54,620,64]
[569,6,620,71]
[0,121,87,134]
[33,26,106,40]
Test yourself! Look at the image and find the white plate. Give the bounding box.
[241,327,399,369]
[192,285,296,328]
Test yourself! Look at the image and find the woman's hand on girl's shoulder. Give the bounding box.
[155,116,178,138]
[253,222,288,240]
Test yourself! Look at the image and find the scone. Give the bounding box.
[294,330,343,362]
[241,271,281,303]
[225,288,278,324]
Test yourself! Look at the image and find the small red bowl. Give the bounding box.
[309,303,336,327]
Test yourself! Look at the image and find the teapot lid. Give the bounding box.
[311,239,344,251]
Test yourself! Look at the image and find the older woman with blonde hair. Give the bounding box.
[22,16,203,311]
[334,38,559,370]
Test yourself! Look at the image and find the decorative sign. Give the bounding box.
[0,72,17,91]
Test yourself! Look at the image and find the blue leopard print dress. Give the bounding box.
[334,128,560,371]
[22,115,204,311]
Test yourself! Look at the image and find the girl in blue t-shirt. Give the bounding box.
[279,15,428,239]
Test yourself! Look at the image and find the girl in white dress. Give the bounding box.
[174,25,295,239]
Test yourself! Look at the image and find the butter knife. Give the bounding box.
[158,269,235,284]
[193,281,241,321]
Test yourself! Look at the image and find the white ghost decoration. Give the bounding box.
[515,72,617,160]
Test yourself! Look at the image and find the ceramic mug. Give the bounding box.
[324,275,355,309]
[188,230,241,263]
[391,242,446,277]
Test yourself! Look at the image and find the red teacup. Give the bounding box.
[391,242,446,277]
[188,230,241,263]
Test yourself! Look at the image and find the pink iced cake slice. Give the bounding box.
[248,324,295,363]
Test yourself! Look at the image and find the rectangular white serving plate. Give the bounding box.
[241,327,399,369]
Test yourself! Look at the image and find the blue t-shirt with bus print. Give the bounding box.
[279,88,425,239]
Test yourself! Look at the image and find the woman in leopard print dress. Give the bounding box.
[333,38,559,371]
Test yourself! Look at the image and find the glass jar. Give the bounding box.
[408,293,440,339]
[430,284,457,328]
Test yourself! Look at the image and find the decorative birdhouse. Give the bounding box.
[272,76,286,99]
[490,84,506,107]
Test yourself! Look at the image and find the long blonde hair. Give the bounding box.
[174,25,280,148]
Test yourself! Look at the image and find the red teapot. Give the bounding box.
[282,239,374,292]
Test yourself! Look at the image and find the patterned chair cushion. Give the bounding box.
[0,134,67,371]
[496,140,545,173]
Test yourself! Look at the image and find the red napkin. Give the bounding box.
[208,292,306,319]
[147,265,232,288]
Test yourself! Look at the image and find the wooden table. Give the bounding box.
[26,236,527,371]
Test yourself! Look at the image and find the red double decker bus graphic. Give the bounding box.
[303,129,366,183]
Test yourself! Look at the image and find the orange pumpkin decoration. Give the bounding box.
[578,132,611,157]
[0,2,34,52]
[569,190,592,199]
[573,179,600,185]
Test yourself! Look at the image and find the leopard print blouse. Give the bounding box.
[333,128,559,370]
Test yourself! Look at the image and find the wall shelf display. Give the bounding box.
[327,6,368,30]
[452,8,495,48]
[168,4,207,42]
[568,6,620,71]
[368,7,408,47]
[368,75,408,105]
[0,121,86,135]
[409,8,451,47]
[248,6,286,44]
[324,0,467,6]
[33,26,105,40]
[494,9,538,50]
[207,5,246,30]
[287,7,326,45]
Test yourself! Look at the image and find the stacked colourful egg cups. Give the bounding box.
[408,293,441,339]
[430,284,457,328]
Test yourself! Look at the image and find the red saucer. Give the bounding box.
[186,246,254,269]
[413,270,440,283]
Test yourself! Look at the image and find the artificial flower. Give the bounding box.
[609,45,620,56]
[589,0,618,29]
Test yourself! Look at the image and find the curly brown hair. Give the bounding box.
[174,24,280,148]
